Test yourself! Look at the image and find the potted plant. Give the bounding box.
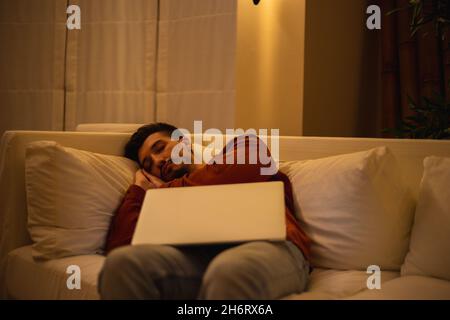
[386,0,450,139]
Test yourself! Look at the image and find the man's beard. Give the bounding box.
[161,163,191,182]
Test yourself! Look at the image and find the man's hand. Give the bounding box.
[144,170,164,188]
[134,170,164,190]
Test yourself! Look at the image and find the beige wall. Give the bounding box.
[236,0,381,137]
[235,0,306,136]
[303,0,381,137]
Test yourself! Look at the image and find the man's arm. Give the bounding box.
[104,171,155,254]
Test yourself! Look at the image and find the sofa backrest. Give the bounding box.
[1,130,450,295]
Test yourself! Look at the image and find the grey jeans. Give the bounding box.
[98,241,309,300]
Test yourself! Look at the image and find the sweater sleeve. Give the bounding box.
[104,184,146,254]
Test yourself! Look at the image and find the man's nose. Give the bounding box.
[152,154,167,169]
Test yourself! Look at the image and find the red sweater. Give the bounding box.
[105,136,311,260]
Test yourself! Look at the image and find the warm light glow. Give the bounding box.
[236,0,306,136]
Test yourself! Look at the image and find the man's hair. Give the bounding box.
[124,122,178,165]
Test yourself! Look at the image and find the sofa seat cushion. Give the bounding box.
[285,268,399,300]
[6,245,104,300]
[347,275,450,300]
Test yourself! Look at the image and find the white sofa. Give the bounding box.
[1,130,450,300]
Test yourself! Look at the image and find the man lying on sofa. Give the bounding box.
[99,123,311,300]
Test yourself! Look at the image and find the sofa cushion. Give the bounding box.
[6,245,104,300]
[25,141,137,260]
[280,147,414,271]
[285,267,399,300]
[347,275,450,300]
[401,156,450,281]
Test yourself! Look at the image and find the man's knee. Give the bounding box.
[102,246,135,272]
[99,246,135,284]
[98,245,168,299]
[199,248,267,300]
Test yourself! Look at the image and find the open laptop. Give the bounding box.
[131,181,286,246]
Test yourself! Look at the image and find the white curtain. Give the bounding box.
[0,0,237,134]
[156,0,236,131]
[65,0,237,131]
[64,0,158,130]
[0,0,67,135]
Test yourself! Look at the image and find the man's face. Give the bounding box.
[138,132,192,182]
